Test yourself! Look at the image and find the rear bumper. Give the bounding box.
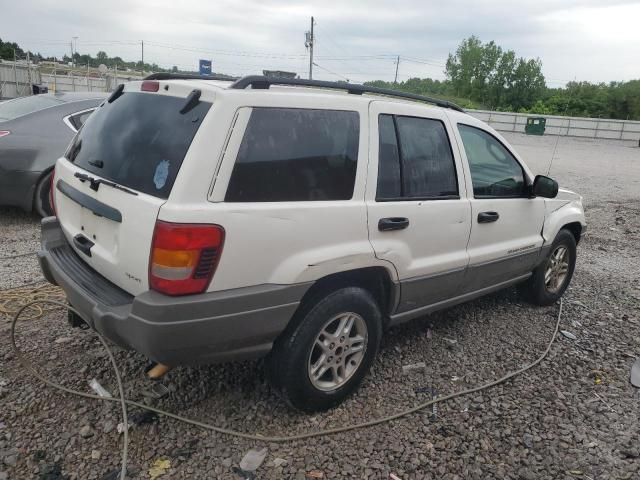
[38,217,309,365]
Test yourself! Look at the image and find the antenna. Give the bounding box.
[547,76,576,176]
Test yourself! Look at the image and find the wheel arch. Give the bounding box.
[561,221,582,245]
[542,202,585,246]
[32,166,55,214]
[293,266,399,328]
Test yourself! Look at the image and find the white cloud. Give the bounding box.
[1,0,638,84]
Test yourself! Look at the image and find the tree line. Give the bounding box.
[366,36,640,120]
[0,38,176,74]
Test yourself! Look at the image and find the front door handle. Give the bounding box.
[478,211,500,223]
[379,217,410,231]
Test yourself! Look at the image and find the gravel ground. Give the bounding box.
[1,134,639,479]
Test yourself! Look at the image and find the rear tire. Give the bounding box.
[34,171,54,217]
[520,229,576,306]
[267,287,382,412]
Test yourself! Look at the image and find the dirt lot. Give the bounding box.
[1,133,639,479]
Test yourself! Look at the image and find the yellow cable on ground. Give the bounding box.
[0,283,65,321]
[11,298,563,477]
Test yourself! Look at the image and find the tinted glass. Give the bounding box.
[225,108,360,202]
[395,116,458,198]
[67,92,211,199]
[458,124,526,197]
[0,95,64,121]
[69,109,95,130]
[376,114,401,199]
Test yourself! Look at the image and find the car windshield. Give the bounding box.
[0,95,65,121]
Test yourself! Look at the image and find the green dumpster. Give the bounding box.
[525,117,546,135]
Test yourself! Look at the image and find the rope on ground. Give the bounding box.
[11,297,565,479]
[0,251,38,261]
[0,283,65,321]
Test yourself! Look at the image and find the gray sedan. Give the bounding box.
[0,92,106,216]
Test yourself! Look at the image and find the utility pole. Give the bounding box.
[13,49,18,95]
[394,55,400,84]
[72,36,78,68]
[141,40,144,73]
[305,17,314,80]
[26,51,31,90]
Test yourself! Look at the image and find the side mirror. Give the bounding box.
[532,175,558,198]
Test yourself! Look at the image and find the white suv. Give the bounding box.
[38,74,586,411]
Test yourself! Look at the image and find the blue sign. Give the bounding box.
[199,59,212,76]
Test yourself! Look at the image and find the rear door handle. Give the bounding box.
[73,234,94,257]
[378,217,410,231]
[477,211,500,223]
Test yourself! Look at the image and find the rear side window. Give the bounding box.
[225,108,360,202]
[376,114,458,200]
[67,92,211,199]
[0,95,64,121]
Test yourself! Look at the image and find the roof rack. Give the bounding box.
[229,75,465,112]
[143,72,238,82]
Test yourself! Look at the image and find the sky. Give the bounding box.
[1,0,639,87]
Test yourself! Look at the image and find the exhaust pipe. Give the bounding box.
[145,362,171,380]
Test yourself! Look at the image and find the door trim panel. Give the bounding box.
[389,273,531,326]
[463,249,541,293]
[397,267,466,313]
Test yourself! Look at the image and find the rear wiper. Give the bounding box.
[96,178,138,196]
[180,89,201,114]
[74,172,138,196]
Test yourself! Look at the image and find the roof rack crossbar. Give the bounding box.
[144,72,238,81]
[229,75,465,112]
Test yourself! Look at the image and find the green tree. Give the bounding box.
[446,36,546,110]
[0,38,25,60]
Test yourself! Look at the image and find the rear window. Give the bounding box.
[67,92,211,199]
[0,95,64,121]
[225,108,360,202]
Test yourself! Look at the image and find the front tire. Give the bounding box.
[34,171,54,217]
[520,229,577,306]
[267,287,382,412]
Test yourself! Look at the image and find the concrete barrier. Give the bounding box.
[468,109,640,142]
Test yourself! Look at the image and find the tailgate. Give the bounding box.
[54,86,212,295]
[54,159,164,295]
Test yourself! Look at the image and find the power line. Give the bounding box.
[312,62,349,82]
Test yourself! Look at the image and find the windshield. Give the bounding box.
[67,91,211,199]
[0,95,65,121]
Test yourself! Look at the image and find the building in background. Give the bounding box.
[263,70,297,79]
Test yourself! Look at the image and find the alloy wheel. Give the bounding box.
[307,312,368,391]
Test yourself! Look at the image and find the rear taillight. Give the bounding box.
[141,81,160,92]
[49,169,57,216]
[0,131,10,138]
[149,221,225,296]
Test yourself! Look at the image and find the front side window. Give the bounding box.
[376,114,458,200]
[225,108,360,202]
[458,124,526,198]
